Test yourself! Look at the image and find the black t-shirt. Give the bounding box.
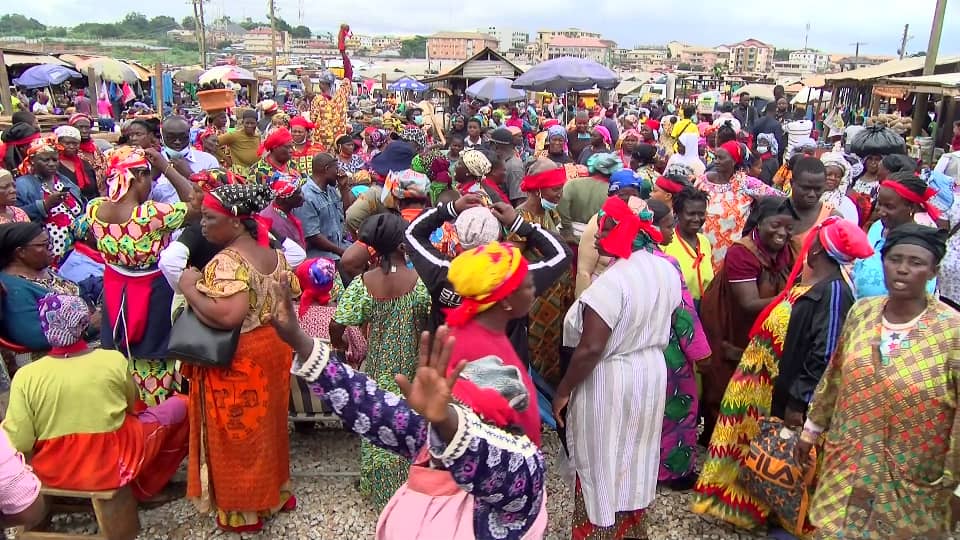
[177,221,221,270]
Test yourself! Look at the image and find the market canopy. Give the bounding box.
[12,64,82,88]
[75,56,140,83]
[879,73,960,97]
[824,55,960,83]
[511,57,619,93]
[791,87,832,105]
[3,52,69,67]
[199,66,256,84]
[173,66,205,84]
[733,83,776,101]
[465,77,526,104]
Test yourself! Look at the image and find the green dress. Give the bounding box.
[333,275,430,510]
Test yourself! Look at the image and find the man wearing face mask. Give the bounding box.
[151,116,219,204]
[489,128,526,206]
[566,111,592,164]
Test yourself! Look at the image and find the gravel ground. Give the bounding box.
[27,425,766,540]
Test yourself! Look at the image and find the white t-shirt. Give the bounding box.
[31,102,50,115]
[786,120,813,152]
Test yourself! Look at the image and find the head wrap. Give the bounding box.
[756,132,780,155]
[427,154,452,185]
[54,125,81,141]
[0,168,12,185]
[520,160,566,192]
[382,169,429,206]
[608,169,651,198]
[789,137,817,159]
[445,241,529,327]
[506,126,522,137]
[719,140,744,166]
[587,152,623,176]
[879,179,941,221]
[203,183,274,246]
[189,168,240,192]
[593,126,612,146]
[295,257,337,315]
[17,136,58,176]
[621,128,642,143]
[449,355,530,434]
[454,207,501,250]
[743,196,798,236]
[645,118,661,133]
[367,129,387,150]
[259,127,293,156]
[259,99,278,113]
[38,294,90,350]
[0,221,45,268]
[288,116,316,130]
[460,148,492,178]
[546,125,567,141]
[750,216,872,337]
[67,113,92,127]
[104,145,149,202]
[400,127,427,149]
[820,151,853,208]
[359,213,407,271]
[269,173,304,199]
[925,170,955,215]
[597,195,645,259]
[655,175,687,195]
[882,223,948,264]
[632,144,658,166]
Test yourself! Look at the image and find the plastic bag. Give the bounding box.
[848,125,906,157]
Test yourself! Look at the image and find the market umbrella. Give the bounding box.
[733,84,776,101]
[76,56,139,84]
[12,64,82,88]
[198,66,257,85]
[465,77,526,104]
[511,57,619,93]
[388,77,428,92]
[173,67,205,84]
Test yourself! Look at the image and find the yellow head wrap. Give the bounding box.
[445,241,528,327]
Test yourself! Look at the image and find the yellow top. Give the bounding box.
[662,232,714,301]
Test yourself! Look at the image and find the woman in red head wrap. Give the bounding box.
[248,127,305,185]
[694,139,782,272]
[288,116,321,173]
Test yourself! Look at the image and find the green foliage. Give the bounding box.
[0,14,46,35]
[291,25,312,39]
[1,12,182,39]
[774,48,794,61]
[181,16,197,30]
[400,36,426,59]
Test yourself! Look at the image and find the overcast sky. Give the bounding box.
[16,0,960,57]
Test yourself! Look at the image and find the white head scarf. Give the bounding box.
[673,132,702,168]
[820,152,853,209]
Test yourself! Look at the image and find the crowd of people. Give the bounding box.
[0,60,960,540]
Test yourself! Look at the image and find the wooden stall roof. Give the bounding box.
[879,72,960,97]
[825,55,960,83]
[421,48,523,83]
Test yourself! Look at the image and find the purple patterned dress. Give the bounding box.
[291,339,546,540]
[654,251,712,481]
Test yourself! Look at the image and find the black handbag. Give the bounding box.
[167,306,240,367]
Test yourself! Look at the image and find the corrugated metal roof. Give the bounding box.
[884,72,960,87]
[3,53,69,67]
[824,55,960,82]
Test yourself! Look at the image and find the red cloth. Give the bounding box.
[880,179,941,220]
[448,321,541,447]
[952,134,960,152]
[202,192,272,247]
[519,167,566,192]
[597,195,642,259]
[103,266,160,348]
[259,128,293,156]
[719,140,743,165]
[59,151,91,190]
[288,116,316,130]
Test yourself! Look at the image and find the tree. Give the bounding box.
[239,18,260,30]
[774,48,794,61]
[677,62,692,71]
[291,25,312,39]
[148,16,179,35]
[400,35,427,59]
[0,14,46,34]
[181,16,196,29]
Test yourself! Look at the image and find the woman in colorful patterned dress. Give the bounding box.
[646,199,712,490]
[797,224,960,540]
[511,161,571,388]
[693,217,872,533]
[14,137,84,265]
[86,146,194,406]
[695,140,781,271]
[330,213,431,510]
[248,128,304,185]
[288,116,322,174]
[180,183,300,533]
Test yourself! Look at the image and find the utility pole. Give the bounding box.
[911,0,948,137]
[850,41,868,59]
[899,24,911,59]
[269,0,278,89]
[804,23,810,51]
[197,0,208,69]
[191,0,204,67]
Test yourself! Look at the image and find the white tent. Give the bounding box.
[791,87,832,105]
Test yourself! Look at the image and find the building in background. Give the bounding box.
[789,49,831,72]
[479,26,530,54]
[291,39,339,57]
[728,38,775,74]
[678,46,730,71]
[207,20,247,46]
[543,36,613,65]
[536,28,601,59]
[427,32,499,61]
[243,27,291,54]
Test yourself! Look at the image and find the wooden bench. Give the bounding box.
[18,486,140,540]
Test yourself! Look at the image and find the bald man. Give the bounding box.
[150,116,220,204]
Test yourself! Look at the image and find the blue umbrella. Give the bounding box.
[388,77,428,92]
[13,64,82,88]
[465,77,526,104]
[511,57,619,93]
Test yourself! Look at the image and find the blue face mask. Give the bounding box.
[577,133,590,140]
[541,198,558,211]
[162,139,188,160]
[413,115,424,126]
